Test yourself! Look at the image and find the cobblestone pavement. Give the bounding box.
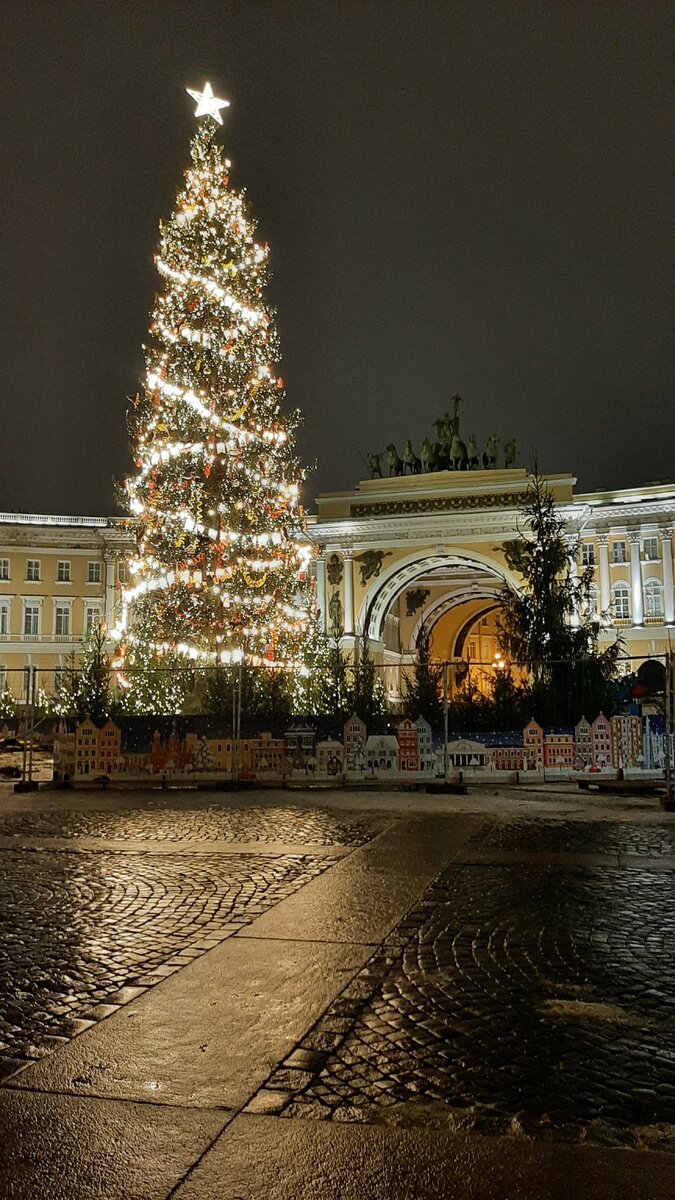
[0,803,378,845]
[262,821,675,1150]
[0,849,340,1072]
[0,796,385,1077]
[469,818,675,857]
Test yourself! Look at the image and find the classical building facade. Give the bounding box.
[309,468,674,703]
[2,469,674,707]
[0,513,134,699]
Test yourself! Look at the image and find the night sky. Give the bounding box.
[1,2,672,517]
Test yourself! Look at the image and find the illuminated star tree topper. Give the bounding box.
[185,81,230,124]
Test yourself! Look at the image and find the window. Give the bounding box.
[57,561,71,582]
[54,604,70,636]
[612,542,627,564]
[85,605,101,635]
[0,559,9,580]
[0,601,8,635]
[581,543,596,566]
[117,561,128,585]
[643,537,659,562]
[87,561,101,584]
[612,584,630,620]
[644,580,664,619]
[0,666,6,693]
[23,604,40,636]
[582,586,599,617]
[26,559,40,581]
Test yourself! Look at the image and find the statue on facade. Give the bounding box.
[467,433,480,469]
[402,440,421,474]
[366,452,383,478]
[433,413,451,446]
[503,438,518,469]
[355,549,391,585]
[483,435,499,469]
[328,591,343,635]
[419,437,435,474]
[449,433,468,470]
[448,393,462,439]
[406,587,430,617]
[385,444,404,476]
[432,438,448,471]
[325,553,343,586]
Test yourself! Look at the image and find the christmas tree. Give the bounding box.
[114,83,312,686]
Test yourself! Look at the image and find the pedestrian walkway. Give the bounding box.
[0,787,672,1198]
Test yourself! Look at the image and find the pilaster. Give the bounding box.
[342,553,354,636]
[628,530,644,626]
[314,553,326,633]
[103,551,118,629]
[661,526,674,624]
[597,533,611,614]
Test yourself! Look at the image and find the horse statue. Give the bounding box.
[385,444,404,477]
[449,433,468,470]
[466,433,480,469]
[503,438,518,469]
[366,452,383,478]
[402,440,421,474]
[482,435,499,469]
[419,437,435,474]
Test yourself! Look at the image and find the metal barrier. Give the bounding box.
[0,652,673,796]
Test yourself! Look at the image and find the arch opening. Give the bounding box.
[358,554,518,706]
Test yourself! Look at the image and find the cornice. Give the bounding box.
[309,503,583,549]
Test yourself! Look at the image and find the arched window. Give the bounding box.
[644,579,664,619]
[581,585,600,617]
[612,582,630,621]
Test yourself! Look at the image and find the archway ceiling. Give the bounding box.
[360,551,516,643]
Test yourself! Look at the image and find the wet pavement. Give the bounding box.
[274,861,675,1147]
[0,786,673,1197]
[0,849,339,1071]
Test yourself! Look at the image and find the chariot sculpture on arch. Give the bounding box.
[368,394,515,479]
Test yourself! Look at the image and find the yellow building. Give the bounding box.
[310,469,674,704]
[0,513,134,701]
[53,717,122,781]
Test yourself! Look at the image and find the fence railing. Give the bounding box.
[2,652,673,795]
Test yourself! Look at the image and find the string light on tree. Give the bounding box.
[115,83,313,681]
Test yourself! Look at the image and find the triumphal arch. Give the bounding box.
[309,466,675,704]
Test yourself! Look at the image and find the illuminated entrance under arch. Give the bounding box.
[356,549,520,646]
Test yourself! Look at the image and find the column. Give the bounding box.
[628,531,643,626]
[567,538,579,627]
[598,533,611,614]
[314,553,326,632]
[104,551,118,629]
[661,527,675,624]
[342,552,354,636]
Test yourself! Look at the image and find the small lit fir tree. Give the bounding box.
[114,84,312,696]
[403,634,444,728]
[0,687,16,722]
[51,626,116,724]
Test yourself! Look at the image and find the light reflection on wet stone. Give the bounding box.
[276,826,675,1150]
[0,848,338,1071]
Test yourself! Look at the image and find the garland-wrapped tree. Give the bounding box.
[114,84,312,686]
